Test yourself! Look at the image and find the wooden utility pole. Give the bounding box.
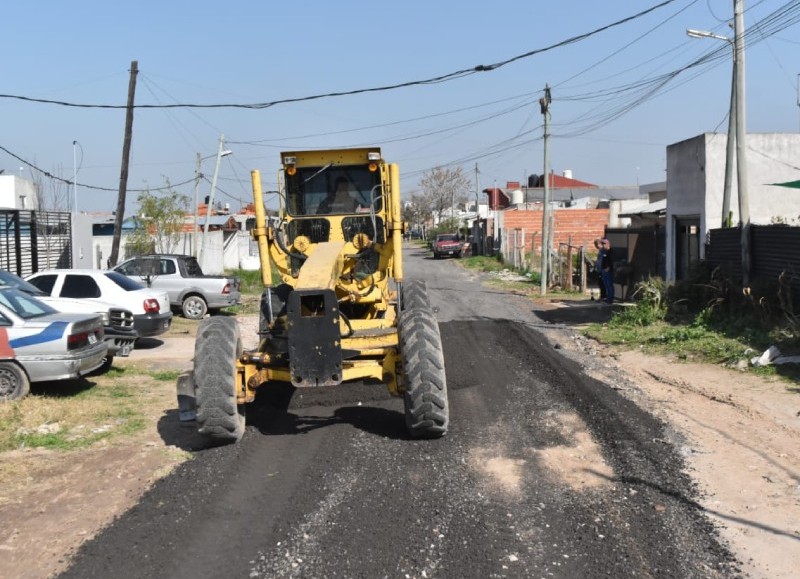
[109,60,138,267]
[539,85,552,296]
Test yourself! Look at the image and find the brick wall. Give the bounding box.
[501,208,609,252]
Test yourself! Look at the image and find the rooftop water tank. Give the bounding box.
[511,189,524,205]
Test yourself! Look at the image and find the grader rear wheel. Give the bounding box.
[194,317,245,442]
[399,306,449,438]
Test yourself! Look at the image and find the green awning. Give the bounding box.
[770,180,800,189]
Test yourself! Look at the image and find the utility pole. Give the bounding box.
[193,152,202,257]
[474,162,481,254]
[539,85,552,296]
[734,0,750,285]
[109,60,138,268]
[722,53,736,228]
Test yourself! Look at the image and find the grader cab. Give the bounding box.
[180,148,448,443]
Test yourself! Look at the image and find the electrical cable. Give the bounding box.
[0,1,679,110]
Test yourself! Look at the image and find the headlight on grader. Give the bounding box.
[293,235,311,253]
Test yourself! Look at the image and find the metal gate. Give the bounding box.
[0,209,72,277]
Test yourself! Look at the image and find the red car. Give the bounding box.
[432,234,466,259]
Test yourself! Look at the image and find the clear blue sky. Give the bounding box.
[2,0,799,213]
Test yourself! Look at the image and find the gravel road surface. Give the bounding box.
[58,244,738,578]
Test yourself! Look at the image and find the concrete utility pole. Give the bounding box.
[193,152,202,257]
[734,0,751,285]
[539,85,552,296]
[474,163,481,254]
[109,60,138,268]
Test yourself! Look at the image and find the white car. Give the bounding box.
[0,269,137,369]
[25,270,172,338]
[0,287,108,400]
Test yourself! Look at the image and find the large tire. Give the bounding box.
[402,279,430,311]
[182,295,208,320]
[0,362,30,401]
[399,307,449,438]
[194,317,245,442]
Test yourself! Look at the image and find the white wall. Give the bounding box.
[665,132,800,281]
[0,176,39,210]
[71,213,93,268]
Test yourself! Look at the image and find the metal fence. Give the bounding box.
[0,209,72,277]
[706,224,800,312]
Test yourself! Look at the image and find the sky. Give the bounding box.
[2,0,799,215]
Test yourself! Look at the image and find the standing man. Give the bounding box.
[593,238,607,302]
[600,238,615,304]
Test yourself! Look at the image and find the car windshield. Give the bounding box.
[105,271,145,291]
[0,270,46,296]
[0,287,58,319]
[438,235,459,242]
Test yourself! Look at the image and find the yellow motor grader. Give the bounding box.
[178,147,448,443]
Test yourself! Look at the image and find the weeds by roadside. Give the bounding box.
[586,270,800,381]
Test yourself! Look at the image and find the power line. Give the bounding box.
[0,1,679,111]
[0,143,195,193]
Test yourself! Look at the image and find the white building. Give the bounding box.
[665,132,800,281]
[0,175,39,210]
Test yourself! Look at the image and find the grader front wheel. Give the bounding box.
[399,307,449,438]
[194,317,245,443]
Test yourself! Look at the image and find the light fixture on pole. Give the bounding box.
[198,134,232,267]
[686,28,736,228]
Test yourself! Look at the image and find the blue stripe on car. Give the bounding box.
[10,322,68,348]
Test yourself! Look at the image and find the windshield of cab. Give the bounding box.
[437,235,459,242]
[285,165,382,216]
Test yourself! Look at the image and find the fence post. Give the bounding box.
[580,246,587,293]
[566,237,573,290]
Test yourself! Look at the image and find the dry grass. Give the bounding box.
[0,366,175,459]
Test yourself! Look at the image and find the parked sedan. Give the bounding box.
[0,287,107,401]
[26,270,172,338]
[0,269,137,369]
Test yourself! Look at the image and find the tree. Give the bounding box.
[402,193,432,233]
[30,164,70,211]
[420,166,471,222]
[127,180,189,255]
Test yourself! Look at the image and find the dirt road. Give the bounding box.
[2,243,797,578]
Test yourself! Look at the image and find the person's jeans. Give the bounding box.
[601,270,615,303]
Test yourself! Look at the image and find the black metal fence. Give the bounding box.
[0,209,72,277]
[706,224,800,312]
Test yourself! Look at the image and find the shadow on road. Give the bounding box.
[132,337,166,350]
[156,380,408,450]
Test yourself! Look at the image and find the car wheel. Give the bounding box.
[182,295,208,320]
[0,362,31,401]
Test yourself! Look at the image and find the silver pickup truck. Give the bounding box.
[113,254,241,320]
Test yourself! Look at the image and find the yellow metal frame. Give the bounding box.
[242,148,405,402]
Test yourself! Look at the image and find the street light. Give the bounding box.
[686,28,736,227]
[72,140,82,214]
[198,134,232,267]
[687,0,749,284]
